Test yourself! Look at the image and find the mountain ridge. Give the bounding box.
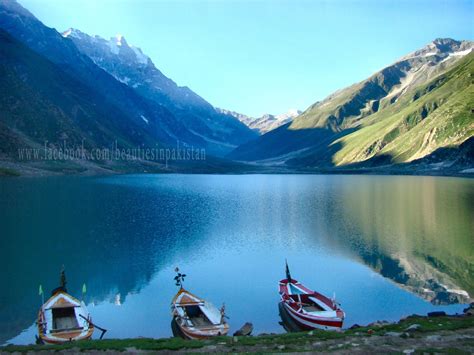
[60,27,258,156]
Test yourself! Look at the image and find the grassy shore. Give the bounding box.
[1,315,473,353]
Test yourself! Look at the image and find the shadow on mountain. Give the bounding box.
[294,136,474,174]
[229,123,357,165]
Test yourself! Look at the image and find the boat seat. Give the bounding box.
[302,304,324,312]
[303,309,338,317]
[192,315,213,327]
[54,316,79,330]
[52,307,79,330]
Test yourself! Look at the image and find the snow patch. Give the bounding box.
[441,48,473,63]
[451,48,473,56]
[62,28,72,38]
[131,46,148,65]
[140,115,149,124]
[115,34,123,46]
[61,28,81,39]
[114,75,130,85]
[108,40,119,55]
[460,168,474,173]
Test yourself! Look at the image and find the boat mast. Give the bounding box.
[285,259,292,282]
[60,265,67,292]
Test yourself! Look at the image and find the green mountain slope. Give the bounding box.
[294,52,474,168]
[229,39,474,173]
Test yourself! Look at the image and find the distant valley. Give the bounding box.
[216,108,302,135]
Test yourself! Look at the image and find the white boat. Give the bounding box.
[37,269,94,344]
[171,288,229,339]
[171,268,229,339]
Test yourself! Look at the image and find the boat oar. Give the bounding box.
[79,314,107,339]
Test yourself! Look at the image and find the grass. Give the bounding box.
[0,167,20,176]
[2,315,473,353]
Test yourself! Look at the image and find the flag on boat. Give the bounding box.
[285,259,292,281]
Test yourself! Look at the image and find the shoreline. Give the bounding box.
[1,161,473,179]
[2,311,473,353]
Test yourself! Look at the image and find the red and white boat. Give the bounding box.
[279,262,345,331]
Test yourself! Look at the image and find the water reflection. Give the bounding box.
[278,302,304,333]
[333,176,473,304]
[0,174,472,344]
[0,175,219,343]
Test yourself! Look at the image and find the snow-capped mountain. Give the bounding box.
[62,28,257,156]
[217,108,302,134]
[401,38,473,61]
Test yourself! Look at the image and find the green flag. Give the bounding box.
[39,284,43,296]
[82,283,87,294]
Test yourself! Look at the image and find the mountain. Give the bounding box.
[0,28,167,154]
[60,28,257,156]
[0,0,255,175]
[217,108,302,134]
[229,39,474,174]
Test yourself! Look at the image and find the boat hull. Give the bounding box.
[173,317,229,340]
[282,302,343,330]
[279,278,344,331]
[37,323,94,344]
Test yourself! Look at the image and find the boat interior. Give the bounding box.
[51,306,81,332]
[183,305,213,327]
[289,294,326,312]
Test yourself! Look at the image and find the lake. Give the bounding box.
[1,174,473,344]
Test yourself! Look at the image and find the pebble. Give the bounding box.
[232,336,238,343]
[405,324,421,332]
[385,331,402,337]
[368,320,391,327]
[426,335,441,341]
[308,331,314,336]
[277,345,285,350]
[403,349,415,354]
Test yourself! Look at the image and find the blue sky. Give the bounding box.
[20,0,473,117]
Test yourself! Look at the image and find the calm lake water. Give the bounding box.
[1,174,473,344]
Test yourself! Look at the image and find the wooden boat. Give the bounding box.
[37,269,94,344]
[279,262,345,330]
[171,269,229,339]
